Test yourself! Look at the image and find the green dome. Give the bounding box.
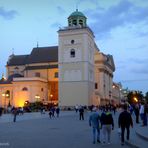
[68,9,86,18]
[68,9,87,27]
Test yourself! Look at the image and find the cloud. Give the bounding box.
[128,44,148,50]
[136,31,148,37]
[0,7,18,20]
[127,58,148,74]
[86,0,148,39]
[131,66,148,74]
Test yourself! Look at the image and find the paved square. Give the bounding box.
[0,111,130,148]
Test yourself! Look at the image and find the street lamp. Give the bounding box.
[134,97,138,103]
[2,93,6,109]
[2,92,9,113]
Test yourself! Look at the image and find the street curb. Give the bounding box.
[125,140,139,148]
[135,130,148,141]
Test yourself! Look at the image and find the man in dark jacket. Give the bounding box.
[100,107,114,144]
[118,104,133,145]
[79,106,84,120]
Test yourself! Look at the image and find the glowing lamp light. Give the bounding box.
[134,97,138,102]
[112,85,115,88]
[6,94,9,97]
[2,93,5,97]
[18,100,25,107]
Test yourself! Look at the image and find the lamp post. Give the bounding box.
[2,93,6,110]
[2,93,9,113]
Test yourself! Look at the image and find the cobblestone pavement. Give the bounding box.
[0,111,131,148]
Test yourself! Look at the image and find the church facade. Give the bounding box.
[0,10,116,108]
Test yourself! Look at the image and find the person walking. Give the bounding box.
[143,102,148,126]
[100,107,114,144]
[56,107,60,117]
[75,105,79,113]
[48,107,53,119]
[140,102,145,126]
[118,104,133,145]
[134,104,140,123]
[13,108,18,122]
[0,107,3,117]
[89,107,101,144]
[79,106,84,120]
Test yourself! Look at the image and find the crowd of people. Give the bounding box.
[0,100,147,146]
[88,102,148,145]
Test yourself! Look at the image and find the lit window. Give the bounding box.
[70,49,75,58]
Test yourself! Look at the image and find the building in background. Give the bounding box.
[112,82,123,104]
[0,10,115,108]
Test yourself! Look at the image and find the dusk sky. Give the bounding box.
[0,0,148,94]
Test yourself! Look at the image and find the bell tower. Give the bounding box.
[68,9,87,27]
[58,10,95,107]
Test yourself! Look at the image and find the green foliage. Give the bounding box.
[24,101,43,112]
[145,92,148,103]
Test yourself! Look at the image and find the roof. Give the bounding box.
[105,54,115,72]
[7,55,29,66]
[7,46,58,66]
[26,46,58,64]
[68,9,86,18]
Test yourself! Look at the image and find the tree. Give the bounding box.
[127,91,144,104]
[145,92,148,103]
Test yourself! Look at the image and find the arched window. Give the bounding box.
[79,20,83,26]
[70,49,75,58]
[22,87,28,91]
[72,20,77,26]
[14,66,19,74]
[71,40,75,44]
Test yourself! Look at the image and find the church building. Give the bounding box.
[0,10,115,108]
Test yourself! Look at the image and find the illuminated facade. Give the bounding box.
[0,10,115,107]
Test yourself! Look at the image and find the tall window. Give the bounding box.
[70,49,75,58]
[71,40,75,44]
[54,72,58,78]
[22,87,28,91]
[79,20,83,26]
[14,66,19,74]
[95,83,98,89]
[72,20,77,25]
